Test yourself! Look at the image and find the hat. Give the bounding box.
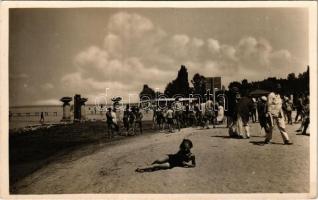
[261,96,267,102]
[231,86,239,93]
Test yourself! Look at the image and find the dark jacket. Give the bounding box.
[236,97,254,124]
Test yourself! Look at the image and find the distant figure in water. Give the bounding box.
[135,139,196,172]
[40,112,44,124]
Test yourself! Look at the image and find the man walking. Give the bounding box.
[106,107,118,138]
[123,105,130,135]
[294,94,304,123]
[257,96,269,135]
[166,106,174,133]
[134,107,143,134]
[236,92,253,139]
[264,84,293,145]
[173,98,183,131]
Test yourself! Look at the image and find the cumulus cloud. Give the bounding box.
[108,12,154,39]
[207,39,220,54]
[41,83,54,90]
[9,73,30,79]
[35,99,60,105]
[62,11,295,103]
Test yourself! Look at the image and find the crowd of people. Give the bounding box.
[104,84,310,144]
[151,98,226,133]
[105,105,144,138]
[227,84,310,145]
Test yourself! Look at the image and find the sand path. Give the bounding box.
[14,123,309,194]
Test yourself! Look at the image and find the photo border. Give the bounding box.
[0,1,317,199]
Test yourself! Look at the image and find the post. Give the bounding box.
[74,94,81,122]
[60,97,72,122]
[80,98,88,122]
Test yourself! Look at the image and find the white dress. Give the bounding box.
[217,105,224,122]
[111,111,117,124]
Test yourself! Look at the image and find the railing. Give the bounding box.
[10,112,59,117]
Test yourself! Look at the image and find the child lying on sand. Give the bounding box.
[135,139,196,172]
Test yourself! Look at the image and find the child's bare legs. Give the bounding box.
[136,163,170,172]
[136,156,171,172]
[168,122,173,133]
[152,156,169,164]
[161,121,166,132]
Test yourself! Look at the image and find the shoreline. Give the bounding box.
[10,122,309,194]
[9,120,157,189]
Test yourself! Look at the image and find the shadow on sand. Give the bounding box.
[296,133,310,136]
[211,135,252,140]
[135,165,195,173]
[249,141,284,146]
[211,135,233,139]
[135,166,171,173]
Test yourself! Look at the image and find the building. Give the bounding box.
[204,77,222,91]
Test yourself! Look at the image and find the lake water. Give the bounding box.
[9,105,154,130]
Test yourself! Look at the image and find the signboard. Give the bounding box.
[205,77,222,91]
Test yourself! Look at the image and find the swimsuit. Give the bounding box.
[167,150,192,167]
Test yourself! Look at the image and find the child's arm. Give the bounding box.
[182,154,196,168]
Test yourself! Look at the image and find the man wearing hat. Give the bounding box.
[235,92,254,138]
[173,97,183,131]
[226,86,240,128]
[265,84,293,145]
[257,96,269,135]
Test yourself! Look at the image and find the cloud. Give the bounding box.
[41,83,54,90]
[108,12,154,39]
[103,33,122,58]
[62,11,295,102]
[35,99,60,105]
[207,38,220,54]
[9,73,30,80]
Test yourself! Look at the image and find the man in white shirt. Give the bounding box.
[166,106,174,133]
[265,84,293,145]
[174,98,183,131]
[205,99,215,128]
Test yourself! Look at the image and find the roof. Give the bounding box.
[249,89,270,96]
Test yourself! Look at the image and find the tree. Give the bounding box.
[241,79,252,96]
[164,82,174,97]
[164,65,190,97]
[139,84,156,100]
[228,81,242,91]
[287,73,296,80]
[191,73,206,98]
[227,67,309,97]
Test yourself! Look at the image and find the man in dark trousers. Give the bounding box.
[134,107,143,134]
[236,91,254,138]
[257,96,270,135]
[123,105,130,135]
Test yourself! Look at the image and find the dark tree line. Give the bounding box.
[228,66,309,97]
[139,65,207,99]
[139,84,156,99]
[140,65,309,100]
[164,65,190,97]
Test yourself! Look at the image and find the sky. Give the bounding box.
[9,8,309,106]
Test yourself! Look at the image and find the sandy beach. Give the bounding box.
[12,122,309,194]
